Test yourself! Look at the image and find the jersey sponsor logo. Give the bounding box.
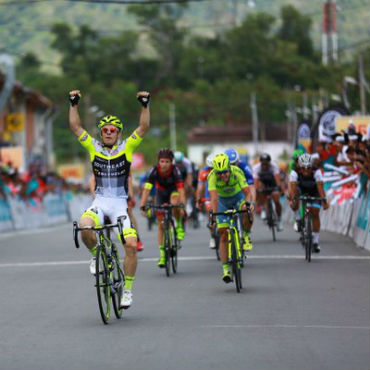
[81,133,88,142]
[88,207,99,214]
[223,186,236,193]
[131,134,137,139]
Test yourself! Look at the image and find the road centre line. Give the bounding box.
[0,254,369,268]
[202,324,370,331]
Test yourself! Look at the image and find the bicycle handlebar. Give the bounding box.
[73,218,124,249]
[145,204,185,211]
[298,196,326,202]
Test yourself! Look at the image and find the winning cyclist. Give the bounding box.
[69,89,150,309]
[140,148,186,267]
[253,153,283,231]
[207,153,254,283]
[224,148,255,250]
[288,153,329,253]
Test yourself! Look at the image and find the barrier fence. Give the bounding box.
[0,193,92,232]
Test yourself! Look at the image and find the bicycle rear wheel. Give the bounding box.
[305,213,313,262]
[111,246,124,319]
[164,230,171,277]
[268,200,276,242]
[170,223,178,274]
[95,244,111,324]
[230,230,242,293]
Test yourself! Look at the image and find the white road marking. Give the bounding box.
[202,324,370,331]
[0,254,369,268]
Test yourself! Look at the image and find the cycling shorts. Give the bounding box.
[216,191,246,229]
[81,196,137,239]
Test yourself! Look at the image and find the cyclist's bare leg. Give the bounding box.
[170,193,181,219]
[79,216,97,249]
[157,214,164,246]
[272,191,282,218]
[310,207,320,232]
[218,228,229,263]
[128,206,139,232]
[123,236,137,276]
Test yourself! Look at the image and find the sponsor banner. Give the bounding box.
[336,116,370,136]
[317,106,349,142]
[0,146,24,171]
[132,152,146,169]
[57,164,85,181]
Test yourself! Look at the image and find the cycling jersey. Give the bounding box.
[207,165,248,198]
[198,166,212,200]
[78,130,142,199]
[176,157,193,181]
[237,161,254,185]
[144,165,184,194]
[252,162,279,188]
[289,169,323,196]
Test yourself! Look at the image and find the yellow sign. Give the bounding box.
[57,164,85,180]
[5,113,25,132]
[336,116,370,136]
[0,146,24,170]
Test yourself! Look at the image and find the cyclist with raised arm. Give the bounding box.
[225,148,255,251]
[207,153,254,283]
[69,89,150,310]
[288,153,329,253]
[253,153,283,231]
[140,148,186,267]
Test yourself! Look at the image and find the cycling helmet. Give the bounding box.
[158,148,174,160]
[298,153,313,169]
[206,154,214,168]
[97,115,123,131]
[224,148,239,164]
[174,151,184,163]
[260,153,271,162]
[212,153,230,172]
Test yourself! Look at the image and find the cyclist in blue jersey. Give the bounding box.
[225,148,255,251]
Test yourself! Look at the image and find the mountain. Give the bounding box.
[0,0,369,71]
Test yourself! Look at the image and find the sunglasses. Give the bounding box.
[102,127,118,134]
[215,170,229,175]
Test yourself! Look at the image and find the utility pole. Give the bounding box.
[169,102,177,151]
[250,93,259,156]
[359,54,366,114]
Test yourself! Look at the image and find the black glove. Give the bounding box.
[69,93,81,107]
[140,205,146,212]
[137,93,150,108]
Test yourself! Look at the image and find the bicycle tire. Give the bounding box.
[95,244,111,325]
[268,200,276,242]
[215,231,220,261]
[170,224,178,274]
[306,212,313,262]
[111,245,124,319]
[164,229,171,277]
[230,229,242,293]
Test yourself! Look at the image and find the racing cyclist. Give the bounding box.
[253,153,283,231]
[140,148,186,267]
[207,153,254,283]
[224,148,255,251]
[288,153,329,253]
[69,89,150,309]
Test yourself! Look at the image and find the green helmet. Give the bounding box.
[97,115,123,131]
[212,153,230,172]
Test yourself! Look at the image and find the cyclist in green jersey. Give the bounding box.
[69,89,150,309]
[207,153,254,283]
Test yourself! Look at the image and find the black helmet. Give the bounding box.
[158,148,174,160]
[260,153,271,162]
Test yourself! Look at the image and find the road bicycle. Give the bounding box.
[258,187,279,241]
[210,208,251,293]
[146,204,184,277]
[73,218,125,324]
[297,196,326,262]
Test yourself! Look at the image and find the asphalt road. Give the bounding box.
[0,213,369,370]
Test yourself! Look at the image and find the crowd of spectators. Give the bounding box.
[0,161,88,206]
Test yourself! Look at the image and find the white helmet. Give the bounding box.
[206,154,214,168]
[298,153,313,169]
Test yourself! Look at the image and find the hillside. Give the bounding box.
[0,0,369,71]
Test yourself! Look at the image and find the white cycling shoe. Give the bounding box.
[209,238,216,249]
[120,290,133,309]
[89,257,96,275]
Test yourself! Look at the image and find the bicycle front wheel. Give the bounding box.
[95,245,111,324]
[111,246,124,319]
[305,213,313,262]
[268,200,276,242]
[170,224,178,274]
[230,230,242,293]
[164,230,171,277]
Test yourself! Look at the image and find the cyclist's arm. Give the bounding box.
[241,186,253,204]
[140,187,151,209]
[178,188,186,205]
[89,174,96,199]
[135,91,150,138]
[68,90,84,137]
[196,182,205,204]
[288,171,298,200]
[209,189,218,214]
